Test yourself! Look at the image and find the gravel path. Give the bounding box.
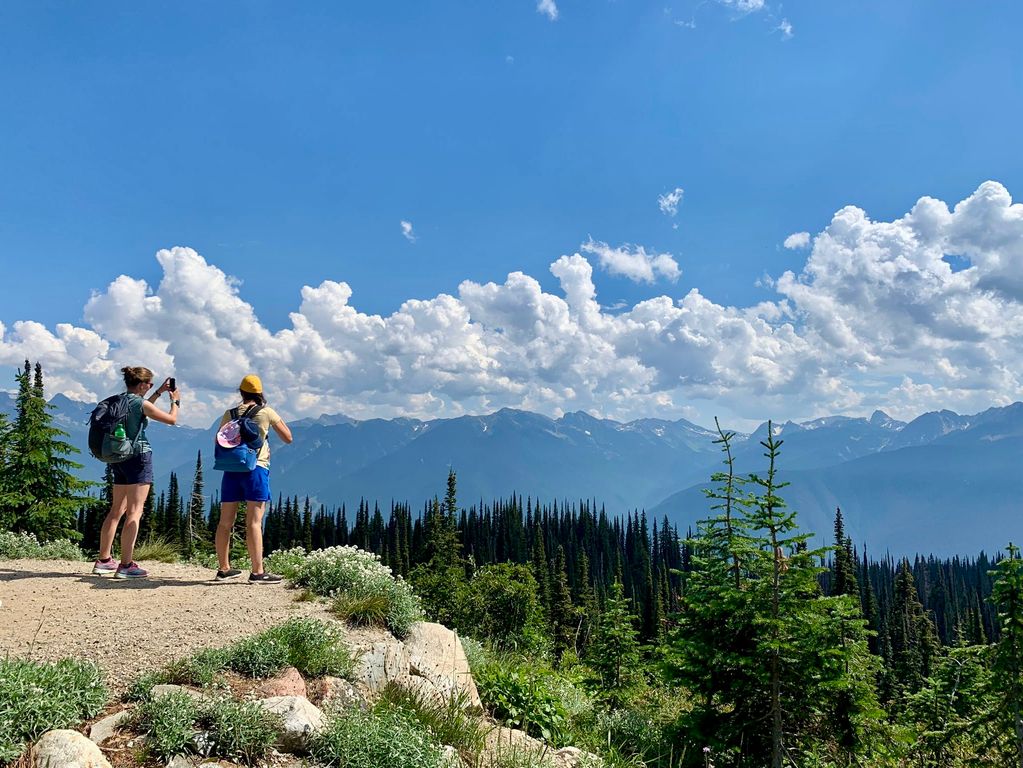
[0,559,338,692]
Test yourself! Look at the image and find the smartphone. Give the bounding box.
[168,377,176,391]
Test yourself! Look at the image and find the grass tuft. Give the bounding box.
[332,591,390,628]
[133,690,198,761]
[132,536,181,563]
[0,658,107,763]
[312,708,443,768]
[377,681,489,764]
[198,698,280,765]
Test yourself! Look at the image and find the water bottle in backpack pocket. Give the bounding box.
[88,394,138,463]
[214,405,266,472]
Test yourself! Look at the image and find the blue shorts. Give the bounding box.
[112,451,154,485]
[221,467,271,503]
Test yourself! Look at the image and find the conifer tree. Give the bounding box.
[832,507,859,599]
[890,558,939,696]
[183,451,207,557]
[2,361,92,539]
[165,472,181,544]
[530,526,552,624]
[990,543,1023,766]
[551,544,576,659]
[302,497,313,551]
[587,579,641,706]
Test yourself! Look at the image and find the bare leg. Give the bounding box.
[246,501,267,574]
[118,484,150,564]
[98,485,130,560]
[217,502,240,571]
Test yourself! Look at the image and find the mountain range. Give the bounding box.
[2,391,1019,556]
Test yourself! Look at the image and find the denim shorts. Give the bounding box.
[111,451,154,485]
[221,466,271,503]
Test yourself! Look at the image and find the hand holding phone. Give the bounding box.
[168,377,176,391]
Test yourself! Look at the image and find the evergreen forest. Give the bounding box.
[4,359,1023,766]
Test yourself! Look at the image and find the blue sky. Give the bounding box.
[2,1,1023,428]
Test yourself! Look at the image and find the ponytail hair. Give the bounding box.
[122,366,154,388]
[240,390,265,406]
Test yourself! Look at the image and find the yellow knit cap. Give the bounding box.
[239,374,263,394]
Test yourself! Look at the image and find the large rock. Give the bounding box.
[309,676,366,711]
[88,711,130,746]
[255,696,323,753]
[403,623,481,708]
[351,639,410,696]
[256,667,306,699]
[32,730,113,768]
[483,726,547,758]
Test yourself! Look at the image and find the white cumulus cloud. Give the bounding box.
[3,182,1023,429]
[777,18,793,38]
[581,238,682,284]
[537,0,558,21]
[784,231,810,249]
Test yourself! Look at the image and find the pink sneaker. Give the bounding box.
[92,558,117,576]
[114,561,148,579]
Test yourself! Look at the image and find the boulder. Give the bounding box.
[403,623,481,708]
[87,711,130,745]
[255,696,324,753]
[309,676,366,711]
[165,757,192,768]
[389,673,447,705]
[256,666,306,699]
[31,730,113,768]
[351,639,410,697]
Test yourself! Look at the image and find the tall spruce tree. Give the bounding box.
[587,579,641,706]
[889,558,939,697]
[669,422,883,766]
[990,543,1023,766]
[183,451,207,558]
[2,361,92,539]
[551,544,576,659]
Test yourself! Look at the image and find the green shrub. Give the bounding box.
[225,634,291,678]
[132,535,181,563]
[292,546,423,638]
[472,654,570,745]
[134,690,199,761]
[312,708,443,768]
[199,698,280,765]
[0,531,84,561]
[125,670,172,702]
[165,647,232,688]
[455,564,548,653]
[0,657,108,762]
[264,547,308,579]
[261,617,355,678]
[377,681,488,761]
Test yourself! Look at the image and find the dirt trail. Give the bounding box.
[0,559,338,691]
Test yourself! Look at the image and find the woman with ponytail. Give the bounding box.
[92,366,180,579]
[214,374,292,583]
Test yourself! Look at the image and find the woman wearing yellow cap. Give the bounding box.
[214,374,293,583]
